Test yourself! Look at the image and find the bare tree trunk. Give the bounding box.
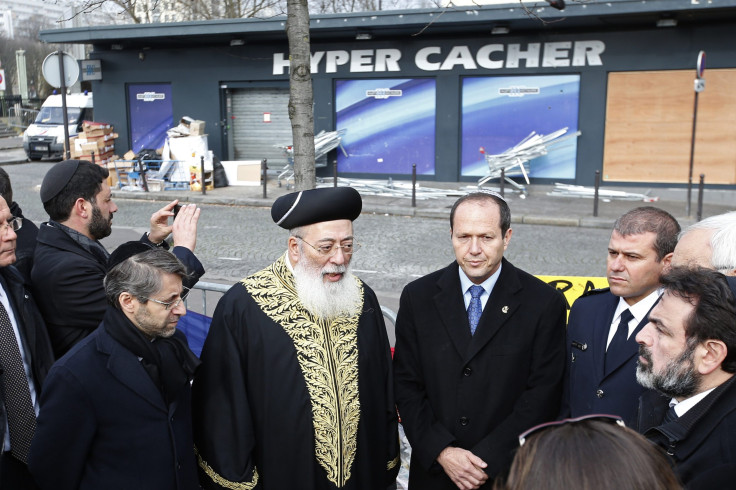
[286,0,316,190]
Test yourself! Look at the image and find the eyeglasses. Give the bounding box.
[295,236,361,257]
[518,414,625,446]
[140,286,190,311]
[1,217,22,235]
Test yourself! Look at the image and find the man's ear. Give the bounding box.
[697,339,728,375]
[73,197,90,219]
[288,236,300,264]
[660,252,674,269]
[118,292,137,314]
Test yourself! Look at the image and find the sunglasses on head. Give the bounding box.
[518,414,626,446]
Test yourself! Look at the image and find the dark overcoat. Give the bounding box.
[393,258,567,489]
[559,289,656,427]
[0,266,55,446]
[31,223,204,357]
[638,375,736,489]
[28,322,199,490]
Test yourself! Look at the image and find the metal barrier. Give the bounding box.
[8,106,39,129]
[189,280,397,325]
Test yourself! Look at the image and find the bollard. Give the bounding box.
[593,170,600,217]
[333,159,338,187]
[262,159,268,199]
[139,158,149,192]
[200,156,206,195]
[412,164,417,208]
[696,173,705,222]
[90,150,95,166]
[500,168,505,197]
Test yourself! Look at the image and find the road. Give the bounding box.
[7,161,612,340]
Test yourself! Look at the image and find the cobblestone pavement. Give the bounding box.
[6,161,612,319]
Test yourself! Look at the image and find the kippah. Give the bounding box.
[107,241,155,272]
[40,160,82,204]
[271,187,362,229]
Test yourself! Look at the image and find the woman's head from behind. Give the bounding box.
[502,418,681,490]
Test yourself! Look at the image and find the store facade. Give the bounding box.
[41,0,736,186]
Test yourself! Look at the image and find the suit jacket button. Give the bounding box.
[463,367,472,376]
[596,389,604,398]
[459,417,469,426]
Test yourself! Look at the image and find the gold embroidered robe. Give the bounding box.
[193,256,399,490]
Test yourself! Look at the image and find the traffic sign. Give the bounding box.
[696,51,706,79]
[42,52,80,88]
[0,69,5,91]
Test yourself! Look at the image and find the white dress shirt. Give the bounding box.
[605,289,661,351]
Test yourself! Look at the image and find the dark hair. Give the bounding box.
[43,160,109,222]
[0,167,12,204]
[660,266,736,373]
[450,192,511,235]
[104,248,187,309]
[613,206,680,262]
[498,420,681,490]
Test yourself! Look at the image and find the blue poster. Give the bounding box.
[127,84,173,153]
[336,79,436,175]
[461,75,580,179]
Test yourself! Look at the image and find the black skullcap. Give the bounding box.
[271,187,362,229]
[107,241,155,272]
[40,160,82,204]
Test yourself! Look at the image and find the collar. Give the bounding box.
[671,388,716,417]
[50,220,110,262]
[614,288,661,324]
[458,263,502,297]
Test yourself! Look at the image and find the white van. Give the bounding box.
[23,92,94,161]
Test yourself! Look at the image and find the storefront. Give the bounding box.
[40,0,736,186]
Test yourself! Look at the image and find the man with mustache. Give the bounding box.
[192,187,399,490]
[29,244,201,490]
[31,160,204,357]
[636,267,736,488]
[560,207,680,426]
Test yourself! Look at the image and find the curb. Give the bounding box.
[111,188,631,229]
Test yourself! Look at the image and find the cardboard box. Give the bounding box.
[123,150,136,161]
[189,120,206,136]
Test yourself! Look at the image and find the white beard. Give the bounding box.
[293,259,361,320]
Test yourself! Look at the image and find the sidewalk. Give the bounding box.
[1,135,733,228]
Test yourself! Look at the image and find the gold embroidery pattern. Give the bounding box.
[242,256,363,488]
[387,455,400,470]
[194,445,259,490]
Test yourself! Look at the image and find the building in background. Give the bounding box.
[37,0,736,187]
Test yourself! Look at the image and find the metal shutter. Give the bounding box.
[231,87,291,166]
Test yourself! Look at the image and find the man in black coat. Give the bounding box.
[0,196,54,489]
[31,160,204,357]
[0,167,39,283]
[29,245,201,490]
[636,267,736,488]
[393,191,567,490]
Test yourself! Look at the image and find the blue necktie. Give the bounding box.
[467,285,484,335]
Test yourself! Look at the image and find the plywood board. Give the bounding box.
[603,69,736,184]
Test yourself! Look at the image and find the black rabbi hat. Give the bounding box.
[271,187,362,229]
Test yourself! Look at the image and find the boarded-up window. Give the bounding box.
[603,69,736,184]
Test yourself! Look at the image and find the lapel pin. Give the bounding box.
[502,306,509,314]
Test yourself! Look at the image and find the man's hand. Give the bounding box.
[148,200,178,244]
[172,203,200,251]
[437,447,488,490]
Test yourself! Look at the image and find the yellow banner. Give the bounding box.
[536,275,609,317]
